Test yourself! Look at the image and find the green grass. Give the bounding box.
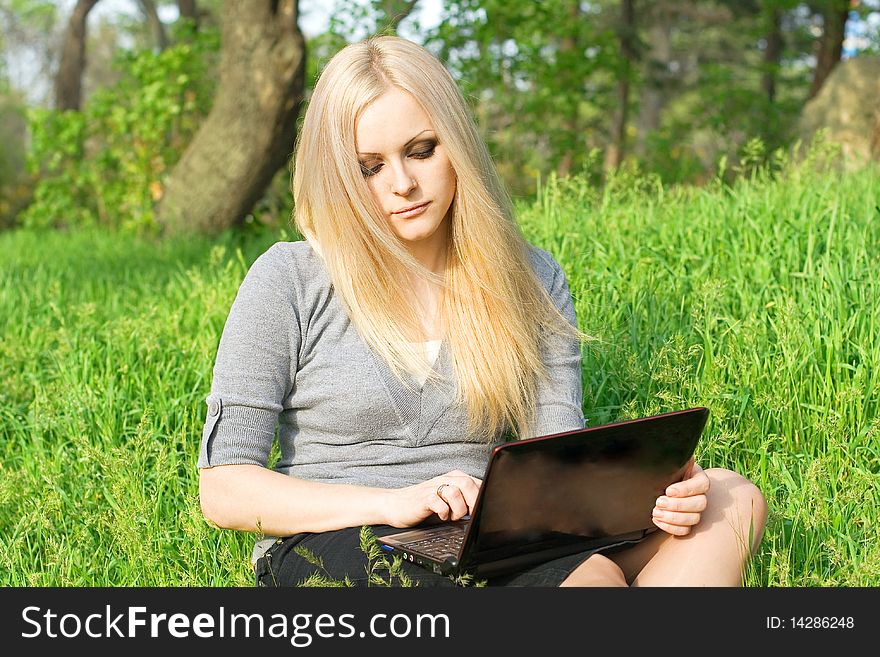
[2,153,879,586]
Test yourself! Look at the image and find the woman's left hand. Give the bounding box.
[651,457,710,536]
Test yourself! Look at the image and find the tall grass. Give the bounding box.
[0,230,274,585]
[1,153,878,586]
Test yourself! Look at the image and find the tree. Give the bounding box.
[555,0,586,177]
[177,0,199,29]
[633,1,675,159]
[761,1,784,102]
[54,0,99,110]
[156,0,306,234]
[604,0,638,172]
[424,0,616,195]
[138,0,168,52]
[808,0,850,99]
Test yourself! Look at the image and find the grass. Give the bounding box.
[1,151,879,586]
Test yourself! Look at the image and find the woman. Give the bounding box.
[198,36,768,587]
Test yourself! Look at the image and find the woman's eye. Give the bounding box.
[410,145,435,159]
[359,143,435,177]
[360,162,382,177]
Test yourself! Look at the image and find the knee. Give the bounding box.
[704,468,769,551]
[561,553,627,587]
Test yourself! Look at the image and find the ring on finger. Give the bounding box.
[436,483,450,499]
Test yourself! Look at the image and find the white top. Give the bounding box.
[410,339,443,386]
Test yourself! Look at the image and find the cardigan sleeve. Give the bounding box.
[197,244,301,468]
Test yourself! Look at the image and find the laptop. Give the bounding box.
[379,407,709,578]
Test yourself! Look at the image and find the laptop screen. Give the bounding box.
[465,408,708,556]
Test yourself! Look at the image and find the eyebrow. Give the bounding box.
[357,129,435,157]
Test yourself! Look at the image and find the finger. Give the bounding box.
[655,494,708,513]
[428,497,451,521]
[652,507,702,527]
[439,485,469,520]
[451,476,482,511]
[652,517,692,537]
[666,467,710,497]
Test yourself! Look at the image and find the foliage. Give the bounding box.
[286,527,418,587]
[0,83,30,229]
[4,0,880,233]
[0,0,57,62]
[0,0,56,228]
[17,27,219,233]
[636,1,812,184]
[311,0,625,196]
[423,0,621,196]
[2,151,879,586]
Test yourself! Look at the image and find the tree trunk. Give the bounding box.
[634,9,673,158]
[604,0,637,173]
[177,0,199,28]
[54,0,99,111]
[808,1,849,100]
[139,0,168,51]
[156,0,306,235]
[555,0,583,178]
[762,5,783,102]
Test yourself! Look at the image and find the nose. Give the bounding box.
[390,162,417,196]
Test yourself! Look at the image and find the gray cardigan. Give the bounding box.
[197,240,585,557]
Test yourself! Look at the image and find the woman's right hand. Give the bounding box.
[382,470,482,527]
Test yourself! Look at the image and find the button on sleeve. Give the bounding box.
[197,395,223,468]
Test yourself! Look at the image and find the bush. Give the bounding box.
[19,29,219,233]
[0,85,31,229]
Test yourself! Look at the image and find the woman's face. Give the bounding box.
[355,87,456,267]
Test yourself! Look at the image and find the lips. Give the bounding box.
[392,201,430,215]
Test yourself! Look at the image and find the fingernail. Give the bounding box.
[652,508,664,518]
[656,496,667,508]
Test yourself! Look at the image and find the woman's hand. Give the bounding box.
[652,458,710,536]
[383,470,482,528]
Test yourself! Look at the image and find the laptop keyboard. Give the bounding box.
[399,524,467,558]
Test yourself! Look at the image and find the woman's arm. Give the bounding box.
[199,465,389,534]
[199,464,482,535]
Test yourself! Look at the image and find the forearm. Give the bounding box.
[199,464,393,535]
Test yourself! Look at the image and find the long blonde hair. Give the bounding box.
[292,36,589,442]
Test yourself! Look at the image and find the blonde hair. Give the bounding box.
[292,35,589,442]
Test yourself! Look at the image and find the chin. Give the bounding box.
[390,211,449,247]
[394,224,440,243]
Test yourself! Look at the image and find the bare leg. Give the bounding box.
[560,553,628,587]
[560,468,768,587]
[607,468,768,586]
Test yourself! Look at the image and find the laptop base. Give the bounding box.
[381,528,652,579]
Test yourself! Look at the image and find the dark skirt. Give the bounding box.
[254,524,629,588]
